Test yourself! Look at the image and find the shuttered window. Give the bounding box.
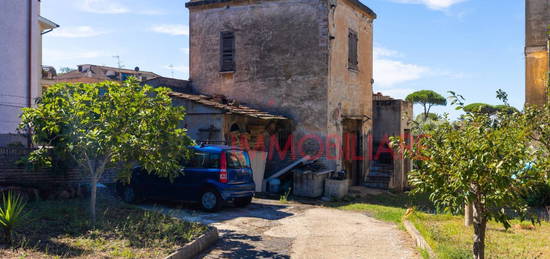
[220,31,235,72]
[348,30,358,70]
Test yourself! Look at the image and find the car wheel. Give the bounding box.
[121,186,138,204]
[234,196,252,208]
[200,189,222,212]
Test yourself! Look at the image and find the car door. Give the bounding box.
[182,151,221,201]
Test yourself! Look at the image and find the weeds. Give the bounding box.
[280,188,292,204]
[0,191,28,245]
[1,192,207,258]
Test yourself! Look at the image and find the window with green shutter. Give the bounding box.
[220,31,235,72]
[348,30,358,71]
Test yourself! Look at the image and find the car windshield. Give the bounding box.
[226,150,251,169]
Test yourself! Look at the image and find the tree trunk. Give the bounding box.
[422,104,429,121]
[90,176,98,225]
[472,203,487,259]
[465,203,473,226]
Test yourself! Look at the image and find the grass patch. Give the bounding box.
[325,191,433,227]
[328,190,550,258]
[338,203,406,224]
[409,212,550,259]
[0,191,207,258]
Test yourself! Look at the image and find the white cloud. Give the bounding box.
[79,0,129,14]
[374,58,430,87]
[389,0,467,10]
[44,49,106,61]
[49,26,107,38]
[180,48,190,54]
[373,46,428,98]
[150,25,189,36]
[374,46,402,58]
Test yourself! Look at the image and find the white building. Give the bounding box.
[0,0,58,146]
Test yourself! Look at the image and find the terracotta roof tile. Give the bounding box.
[169,92,288,120]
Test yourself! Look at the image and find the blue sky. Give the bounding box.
[41,0,526,117]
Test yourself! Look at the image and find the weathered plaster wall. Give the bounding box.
[0,0,40,145]
[188,0,330,141]
[172,98,226,142]
[373,99,412,191]
[326,0,374,174]
[526,50,549,105]
[525,0,550,106]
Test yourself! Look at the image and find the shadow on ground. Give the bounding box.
[197,230,290,259]
[141,199,295,225]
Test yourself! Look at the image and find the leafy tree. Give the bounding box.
[393,91,544,259]
[58,67,76,74]
[463,103,497,114]
[525,91,550,177]
[406,90,447,121]
[463,103,519,115]
[493,104,519,114]
[415,113,439,122]
[20,78,193,224]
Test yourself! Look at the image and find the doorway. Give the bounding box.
[342,119,363,186]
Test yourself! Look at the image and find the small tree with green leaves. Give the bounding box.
[20,78,193,224]
[393,91,544,259]
[406,90,447,121]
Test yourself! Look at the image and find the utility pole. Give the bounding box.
[113,55,122,69]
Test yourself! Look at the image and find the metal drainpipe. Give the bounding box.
[27,0,33,147]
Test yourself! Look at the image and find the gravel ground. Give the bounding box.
[145,198,418,259]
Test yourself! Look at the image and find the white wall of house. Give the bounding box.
[0,0,42,145]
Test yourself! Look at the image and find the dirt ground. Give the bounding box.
[146,198,418,259]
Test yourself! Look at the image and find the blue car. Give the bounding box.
[117,145,255,211]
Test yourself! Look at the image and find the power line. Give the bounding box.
[0,103,26,108]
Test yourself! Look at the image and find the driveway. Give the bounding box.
[144,198,418,259]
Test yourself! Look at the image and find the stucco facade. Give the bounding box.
[371,94,413,191]
[525,0,550,106]
[186,0,375,184]
[0,0,57,145]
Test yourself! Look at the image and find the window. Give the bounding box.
[348,30,358,70]
[185,152,220,169]
[220,31,235,72]
[226,150,251,169]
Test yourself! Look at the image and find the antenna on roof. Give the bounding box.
[168,64,175,78]
[112,55,122,69]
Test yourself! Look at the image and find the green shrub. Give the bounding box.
[0,191,28,244]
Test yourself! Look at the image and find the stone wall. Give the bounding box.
[327,0,375,176]
[188,0,330,142]
[187,0,376,181]
[525,0,550,106]
[372,98,412,191]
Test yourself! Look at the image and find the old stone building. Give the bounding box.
[186,0,376,185]
[525,0,550,106]
[368,93,413,191]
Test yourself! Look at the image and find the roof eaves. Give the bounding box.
[168,92,288,120]
[38,16,60,30]
[344,0,377,19]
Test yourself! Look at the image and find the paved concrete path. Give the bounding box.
[146,199,418,259]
